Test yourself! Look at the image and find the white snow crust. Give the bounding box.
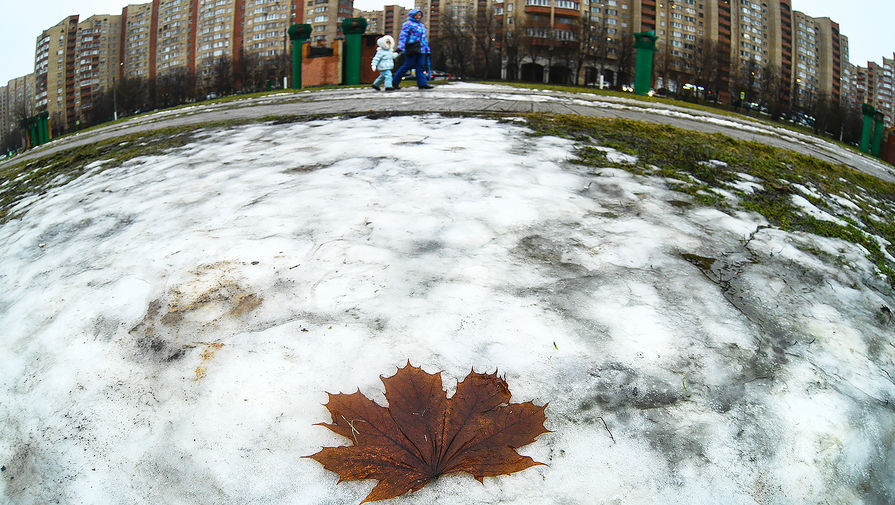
[1,115,893,504]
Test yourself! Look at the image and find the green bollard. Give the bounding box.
[341,18,368,85]
[872,111,885,158]
[860,103,875,154]
[633,30,658,96]
[288,24,312,89]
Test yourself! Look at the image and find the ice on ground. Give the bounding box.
[791,194,850,226]
[1,115,893,505]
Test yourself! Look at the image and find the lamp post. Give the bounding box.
[598,2,607,88]
[113,62,123,121]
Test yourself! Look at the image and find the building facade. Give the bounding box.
[122,3,154,79]
[34,15,80,130]
[14,0,895,135]
[1,74,36,143]
[307,0,351,44]
[74,15,122,123]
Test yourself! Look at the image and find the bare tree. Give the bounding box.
[612,31,635,87]
[501,21,526,80]
[118,76,149,114]
[520,15,550,81]
[432,8,475,77]
[472,0,501,78]
[693,39,723,101]
[211,57,235,97]
[759,63,785,118]
[570,11,597,85]
[155,68,194,108]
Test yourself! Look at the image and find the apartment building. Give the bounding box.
[783,11,848,111]
[812,17,844,103]
[356,5,410,39]
[74,15,122,122]
[154,0,194,78]
[867,59,894,125]
[841,61,857,107]
[244,0,299,59]
[307,0,353,44]
[34,16,80,130]
[122,3,153,79]
[444,0,477,31]
[356,9,385,35]
[194,0,242,83]
[646,0,710,89]
[1,74,36,140]
[0,86,7,141]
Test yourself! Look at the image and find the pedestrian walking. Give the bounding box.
[392,9,433,90]
[370,35,399,91]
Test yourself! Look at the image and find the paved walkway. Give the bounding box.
[4,82,894,182]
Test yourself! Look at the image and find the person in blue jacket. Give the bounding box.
[392,8,434,90]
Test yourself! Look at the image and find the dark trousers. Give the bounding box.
[393,53,429,88]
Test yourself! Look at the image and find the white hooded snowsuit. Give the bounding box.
[371,35,399,89]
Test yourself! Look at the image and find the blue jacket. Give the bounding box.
[397,9,430,54]
[371,47,398,71]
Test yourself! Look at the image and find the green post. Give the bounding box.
[860,103,874,153]
[288,24,312,89]
[871,111,885,157]
[341,18,368,85]
[633,30,658,96]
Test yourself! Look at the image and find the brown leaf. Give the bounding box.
[305,361,549,503]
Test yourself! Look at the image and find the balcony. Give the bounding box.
[524,5,550,15]
[553,7,580,17]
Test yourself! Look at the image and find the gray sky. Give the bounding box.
[1,0,891,85]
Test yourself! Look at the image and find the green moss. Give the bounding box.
[526,113,895,289]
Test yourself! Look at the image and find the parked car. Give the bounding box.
[428,70,453,80]
[401,69,455,81]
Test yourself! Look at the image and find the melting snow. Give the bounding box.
[1,115,893,504]
[791,194,850,226]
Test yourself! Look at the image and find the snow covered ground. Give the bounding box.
[1,114,894,504]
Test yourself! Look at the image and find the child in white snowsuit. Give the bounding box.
[370,35,399,91]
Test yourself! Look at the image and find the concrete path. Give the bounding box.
[4,82,894,183]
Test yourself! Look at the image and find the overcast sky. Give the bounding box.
[0,0,891,85]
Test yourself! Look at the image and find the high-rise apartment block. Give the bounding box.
[23,1,314,132]
[35,15,80,128]
[1,74,36,143]
[356,9,385,35]
[865,60,895,124]
[74,15,122,119]
[307,0,352,43]
[245,0,296,58]
[122,3,153,79]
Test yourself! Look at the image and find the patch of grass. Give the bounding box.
[481,81,758,120]
[489,81,876,160]
[0,124,221,223]
[526,113,895,289]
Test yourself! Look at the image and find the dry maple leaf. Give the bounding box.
[305,361,549,503]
